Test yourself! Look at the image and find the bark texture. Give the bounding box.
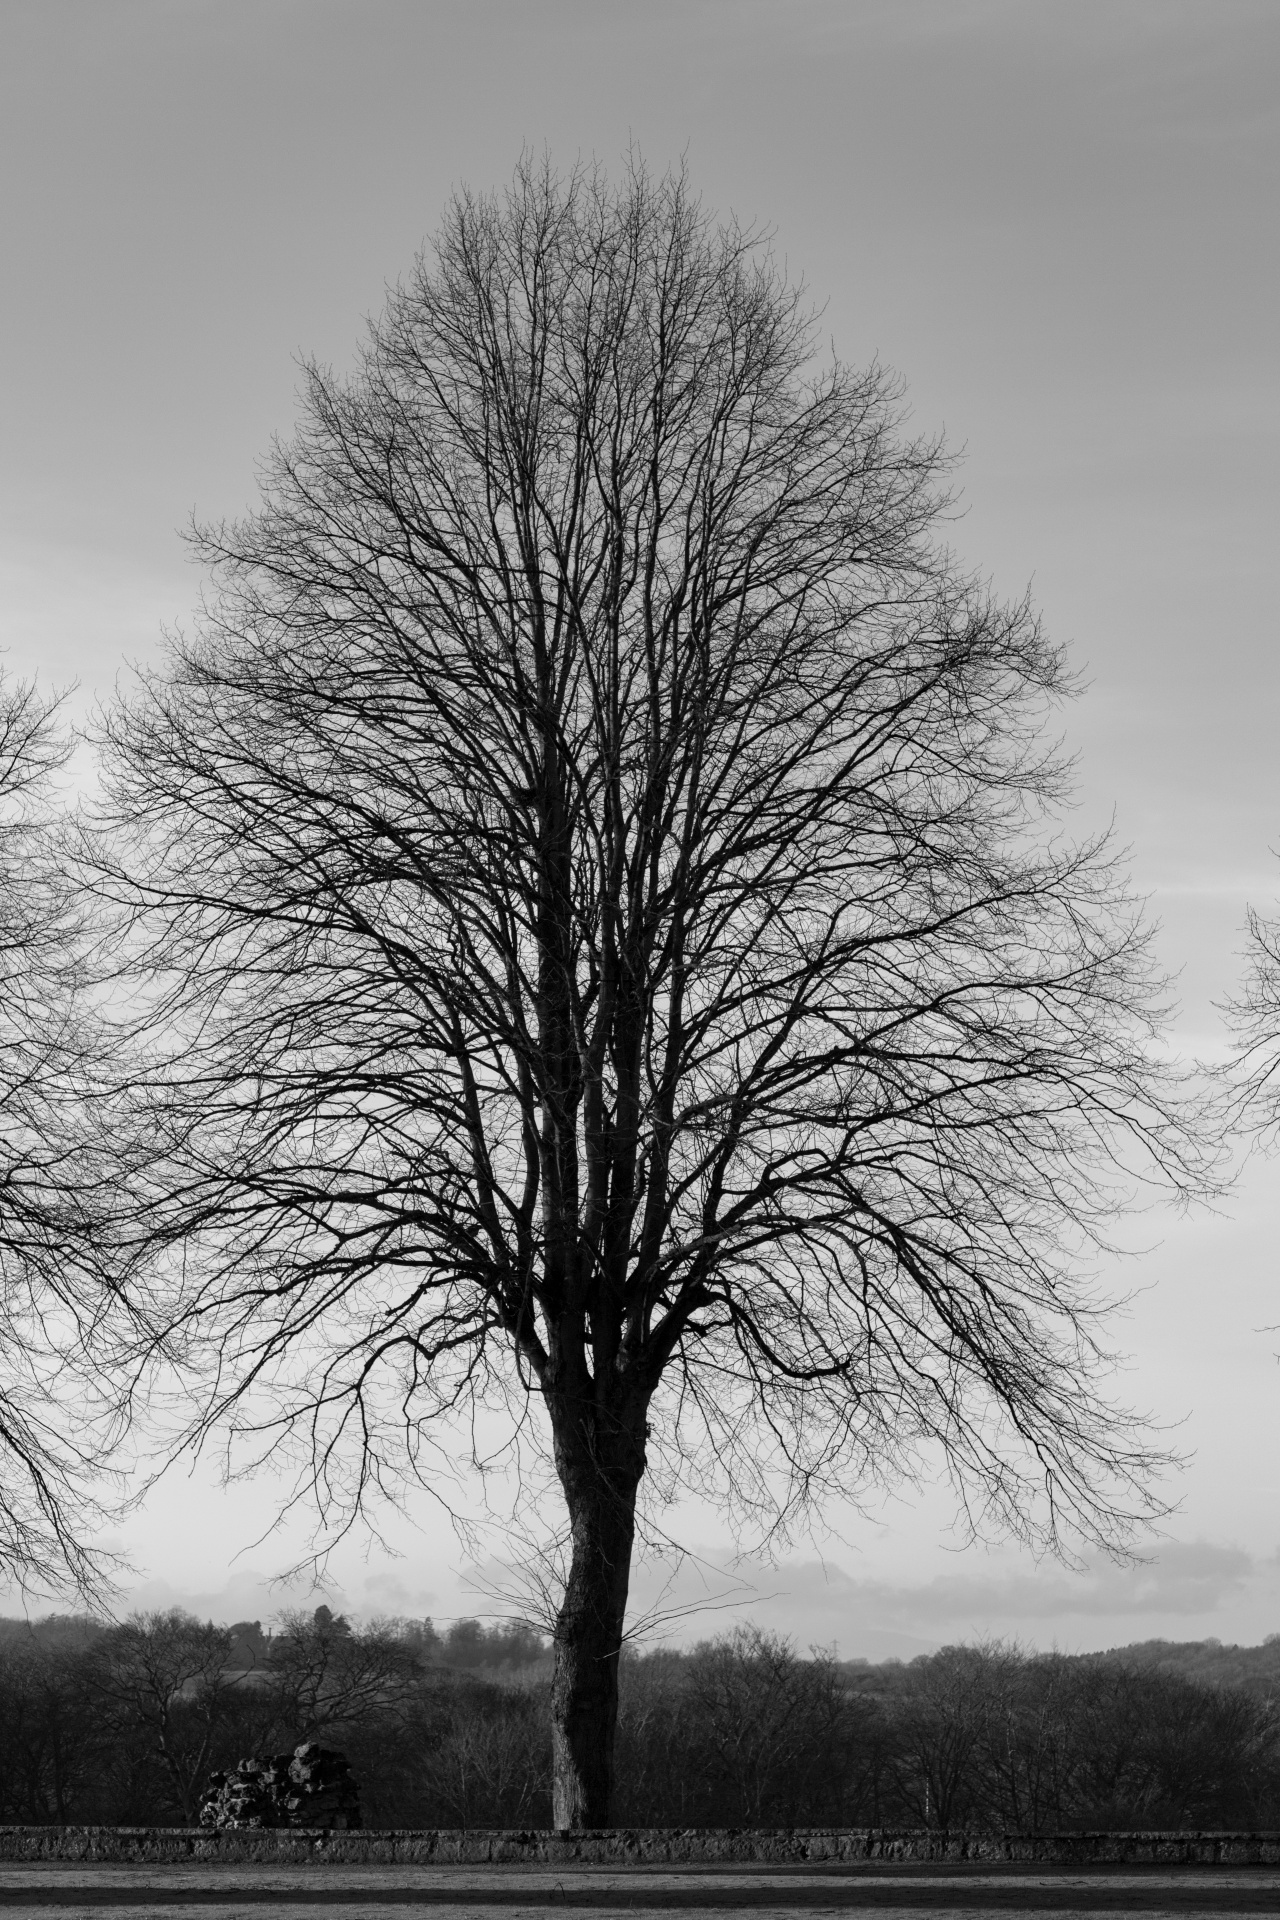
[548,1394,646,1827]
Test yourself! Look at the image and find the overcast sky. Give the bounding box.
[3,0,1279,1654]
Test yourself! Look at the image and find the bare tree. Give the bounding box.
[268,1606,418,1734]
[418,1688,549,1830]
[0,669,119,1598]
[94,158,1205,1825]
[89,1610,234,1822]
[1225,903,1280,1132]
[684,1625,851,1825]
[888,1644,995,1829]
[0,1617,105,1821]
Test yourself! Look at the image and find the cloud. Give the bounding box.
[6,1536,1271,1661]
[848,1541,1257,1627]
[360,1569,439,1613]
[618,1539,1274,1660]
[116,1567,341,1627]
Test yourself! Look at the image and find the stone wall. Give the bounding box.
[3,1827,1280,1865]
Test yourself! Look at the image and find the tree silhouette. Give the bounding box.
[96,159,1204,1823]
[0,671,118,1597]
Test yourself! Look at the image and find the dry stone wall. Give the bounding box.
[3,1827,1280,1864]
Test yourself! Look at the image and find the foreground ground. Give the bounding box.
[1,1862,1278,1920]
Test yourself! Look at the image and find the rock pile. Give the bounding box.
[200,1742,361,1829]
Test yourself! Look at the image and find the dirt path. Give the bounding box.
[2,1865,1280,1920]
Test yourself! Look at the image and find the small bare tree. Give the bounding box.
[95,159,1204,1824]
[0,669,118,1598]
[889,1641,1010,1829]
[268,1607,418,1735]
[89,1610,234,1822]
[685,1626,849,1826]
[419,1690,550,1830]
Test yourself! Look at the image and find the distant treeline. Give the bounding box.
[1,1611,1278,1832]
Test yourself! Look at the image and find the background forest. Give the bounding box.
[2,1612,1278,1835]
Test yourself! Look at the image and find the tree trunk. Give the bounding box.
[549,1411,645,1828]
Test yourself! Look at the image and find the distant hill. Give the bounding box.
[1094,1635,1280,1699]
[0,1609,552,1683]
[5,1613,1279,1700]
[838,1634,1280,1701]
[0,1613,104,1651]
